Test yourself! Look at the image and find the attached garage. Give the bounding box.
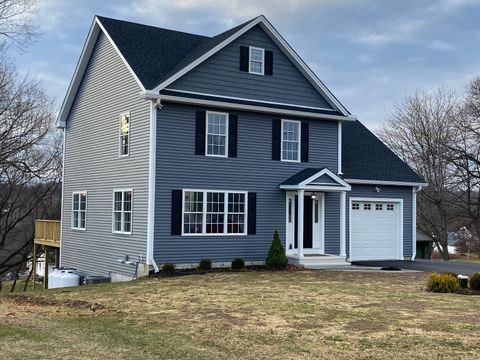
[349,198,403,261]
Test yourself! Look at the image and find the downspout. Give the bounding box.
[146,96,161,273]
[412,186,422,261]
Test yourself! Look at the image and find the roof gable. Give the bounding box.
[280,168,351,191]
[166,24,334,110]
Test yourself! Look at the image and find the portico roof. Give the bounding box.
[279,168,351,192]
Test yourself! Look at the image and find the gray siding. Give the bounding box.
[168,25,332,110]
[154,103,340,264]
[61,31,150,277]
[346,185,414,258]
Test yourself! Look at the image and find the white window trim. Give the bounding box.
[119,111,131,157]
[71,191,87,231]
[112,189,133,235]
[205,111,229,158]
[281,119,301,162]
[181,189,248,236]
[248,46,265,75]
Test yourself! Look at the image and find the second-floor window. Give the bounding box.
[113,190,132,234]
[281,119,300,162]
[249,46,264,75]
[206,111,228,157]
[119,112,130,156]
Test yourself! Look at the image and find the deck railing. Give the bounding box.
[34,220,61,247]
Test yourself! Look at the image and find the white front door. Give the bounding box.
[285,192,325,254]
[349,199,403,261]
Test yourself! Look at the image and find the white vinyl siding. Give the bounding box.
[182,190,247,235]
[249,46,264,75]
[119,112,130,156]
[281,119,300,162]
[206,111,228,157]
[113,190,133,234]
[72,192,87,230]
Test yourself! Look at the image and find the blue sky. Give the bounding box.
[13,0,480,129]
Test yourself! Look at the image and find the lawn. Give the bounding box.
[1,270,479,359]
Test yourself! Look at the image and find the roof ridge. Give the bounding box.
[95,15,210,39]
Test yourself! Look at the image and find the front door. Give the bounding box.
[294,196,313,249]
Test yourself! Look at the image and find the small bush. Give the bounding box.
[161,262,175,274]
[198,259,212,271]
[265,230,288,269]
[231,258,245,270]
[470,272,480,291]
[427,273,459,293]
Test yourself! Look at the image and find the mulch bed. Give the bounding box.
[151,264,304,278]
[4,294,105,310]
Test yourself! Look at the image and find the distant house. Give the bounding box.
[56,15,426,280]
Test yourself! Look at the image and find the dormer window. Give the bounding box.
[249,47,264,75]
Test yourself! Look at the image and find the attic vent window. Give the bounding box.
[249,46,264,75]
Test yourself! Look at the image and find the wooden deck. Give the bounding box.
[34,220,61,247]
[34,220,61,290]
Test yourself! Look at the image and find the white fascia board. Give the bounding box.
[158,94,353,121]
[279,184,351,192]
[56,16,146,128]
[344,179,429,187]
[152,15,351,117]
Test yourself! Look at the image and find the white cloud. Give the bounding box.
[430,39,454,50]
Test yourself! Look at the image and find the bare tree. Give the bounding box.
[379,87,459,260]
[0,0,60,280]
[0,0,38,47]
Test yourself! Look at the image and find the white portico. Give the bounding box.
[279,168,351,266]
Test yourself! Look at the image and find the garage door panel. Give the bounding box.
[350,200,402,261]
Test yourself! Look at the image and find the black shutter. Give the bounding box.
[272,119,281,160]
[301,121,309,162]
[171,190,182,235]
[195,111,206,155]
[240,46,249,72]
[228,114,238,158]
[248,192,256,235]
[265,50,273,76]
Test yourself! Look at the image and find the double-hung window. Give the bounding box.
[113,190,132,234]
[119,112,130,156]
[206,111,228,157]
[72,192,87,230]
[249,46,264,75]
[183,190,246,235]
[281,119,300,162]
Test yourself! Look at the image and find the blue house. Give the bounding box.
[57,15,426,280]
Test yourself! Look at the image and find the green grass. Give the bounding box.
[1,271,480,359]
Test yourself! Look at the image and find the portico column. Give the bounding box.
[340,191,346,257]
[297,189,304,257]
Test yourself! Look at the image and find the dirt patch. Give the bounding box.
[4,294,105,311]
[153,265,304,278]
[345,319,389,333]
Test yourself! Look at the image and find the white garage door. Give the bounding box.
[350,200,402,261]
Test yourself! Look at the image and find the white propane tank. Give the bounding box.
[48,268,61,289]
[58,269,80,288]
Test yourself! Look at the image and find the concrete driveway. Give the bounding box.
[352,259,480,277]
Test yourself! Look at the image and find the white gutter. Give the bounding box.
[344,179,428,187]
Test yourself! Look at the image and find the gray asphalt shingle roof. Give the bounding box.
[342,120,425,183]
[97,16,256,90]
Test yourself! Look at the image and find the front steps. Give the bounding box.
[288,254,350,269]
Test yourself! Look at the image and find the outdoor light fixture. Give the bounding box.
[375,187,381,193]
[311,194,317,200]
